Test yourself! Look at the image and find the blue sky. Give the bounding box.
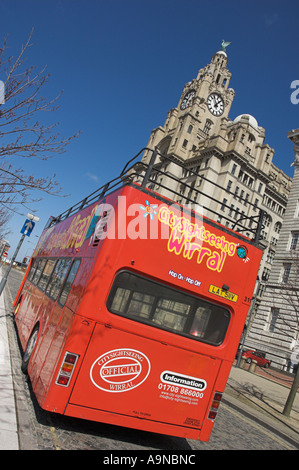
[0,0,298,261]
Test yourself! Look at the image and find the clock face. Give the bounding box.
[180,90,196,110]
[207,93,224,116]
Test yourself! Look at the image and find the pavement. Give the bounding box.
[0,279,19,450]
[223,364,299,449]
[0,271,298,450]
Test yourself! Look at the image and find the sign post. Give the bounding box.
[0,214,39,296]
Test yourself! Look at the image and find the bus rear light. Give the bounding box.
[208,410,217,420]
[55,352,79,387]
[208,391,222,420]
[57,375,70,386]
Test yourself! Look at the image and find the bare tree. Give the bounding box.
[0,30,79,237]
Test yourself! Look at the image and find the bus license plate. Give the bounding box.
[209,284,238,302]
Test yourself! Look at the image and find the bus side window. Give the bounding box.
[31,258,46,285]
[46,258,72,300]
[38,259,56,291]
[28,259,36,281]
[58,259,81,306]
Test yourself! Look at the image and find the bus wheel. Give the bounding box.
[21,325,39,374]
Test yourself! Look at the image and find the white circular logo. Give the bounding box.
[90,348,151,393]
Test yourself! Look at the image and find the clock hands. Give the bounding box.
[181,90,196,110]
[213,95,221,107]
[207,93,224,116]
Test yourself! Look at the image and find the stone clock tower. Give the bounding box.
[140,45,292,332]
[142,48,235,164]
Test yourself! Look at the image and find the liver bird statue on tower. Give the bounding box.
[221,40,231,52]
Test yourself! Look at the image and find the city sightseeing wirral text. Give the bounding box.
[158,206,237,273]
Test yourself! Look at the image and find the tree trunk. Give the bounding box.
[283,367,299,417]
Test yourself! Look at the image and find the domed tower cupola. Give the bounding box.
[209,49,231,90]
[211,50,228,68]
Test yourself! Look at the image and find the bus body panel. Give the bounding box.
[31,303,73,401]
[16,282,45,350]
[67,323,221,428]
[39,312,96,412]
[14,182,263,441]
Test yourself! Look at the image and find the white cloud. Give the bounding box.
[85,172,99,183]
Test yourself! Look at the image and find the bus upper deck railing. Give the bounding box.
[46,148,265,245]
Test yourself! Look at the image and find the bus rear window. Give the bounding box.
[107,271,230,346]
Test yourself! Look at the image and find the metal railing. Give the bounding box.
[46,148,265,245]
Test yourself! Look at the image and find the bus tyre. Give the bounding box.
[21,325,39,374]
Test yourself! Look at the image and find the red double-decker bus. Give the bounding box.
[14,149,263,441]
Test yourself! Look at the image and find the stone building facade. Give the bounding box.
[246,129,299,370]
[141,48,292,297]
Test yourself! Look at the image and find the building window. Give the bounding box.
[258,283,266,297]
[204,157,210,168]
[281,263,292,284]
[182,139,188,148]
[266,249,275,264]
[267,307,279,333]
[228,204,234,217]
[264,214,270,226]
[203,119,212,135]
[233,207,239,220]
[229,131,236,141]
[231,163,237,175]
[227,180,232,192]
[262,267,270,281]
[220,198,227,211]
[290,232,299,250]
[187,125,193,134]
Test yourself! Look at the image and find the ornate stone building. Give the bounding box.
[246,129,299,370]
[141,47,292,297]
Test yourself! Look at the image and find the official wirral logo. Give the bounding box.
[90,348,151,393]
